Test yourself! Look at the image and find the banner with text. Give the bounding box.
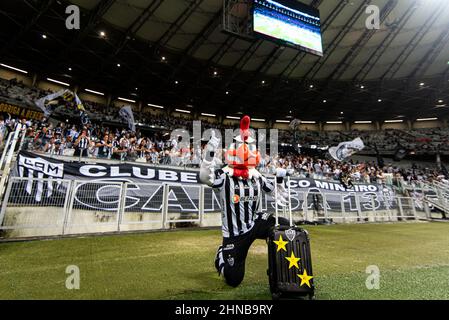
[0,101,44,121]
[11,151,398,214]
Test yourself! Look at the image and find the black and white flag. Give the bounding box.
[35,89,85,116]
[17,153,64,202]
[35,89,90,125]
[119,106,136,132]
[328,137,365,162]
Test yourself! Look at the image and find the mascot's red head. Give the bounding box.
[225,116,261,179]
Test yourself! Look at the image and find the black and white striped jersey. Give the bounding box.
[77,137,89,149]
[212,169,275,238]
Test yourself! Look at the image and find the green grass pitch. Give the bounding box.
[1,222,449,300]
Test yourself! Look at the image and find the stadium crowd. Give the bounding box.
[2,77,449,155]
[0,77,233,131]
[1,113,446,191]
[1,76,448,189]
[281,128,449,154]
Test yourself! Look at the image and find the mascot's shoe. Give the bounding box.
[215,246,223,274]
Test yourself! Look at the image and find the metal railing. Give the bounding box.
[0,176,430,239]
[0,125,24,201]
[408,181,449,215]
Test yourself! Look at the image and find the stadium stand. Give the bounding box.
[0,76,447,190]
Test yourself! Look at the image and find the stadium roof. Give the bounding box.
[0,0,448,122]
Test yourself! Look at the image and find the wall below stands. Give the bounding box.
[78,92,107,105]
[381,122,408,130]
[351,123,376,131]
[0,69,32,86]
[323,123,345,131]
[413,120,443,129]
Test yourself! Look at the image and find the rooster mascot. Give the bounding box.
[199,115,290,287]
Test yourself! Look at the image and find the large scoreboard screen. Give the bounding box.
[253,0,323,56]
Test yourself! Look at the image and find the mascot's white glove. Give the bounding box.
[271,168,289,207]
[199,131,221,186]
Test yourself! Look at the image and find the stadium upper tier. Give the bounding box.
[1,76,449,157]
[0,75,446,131]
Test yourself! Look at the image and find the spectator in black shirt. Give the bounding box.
[112,138,128,161]
[74,129,90,157]
[96,134,112,159]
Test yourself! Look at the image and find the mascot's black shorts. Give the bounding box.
[218,213,289,287]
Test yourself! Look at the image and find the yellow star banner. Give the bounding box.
[298,269,313,288]
[285,252,300,269]
[273,235,288,252]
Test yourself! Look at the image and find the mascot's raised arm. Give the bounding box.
[199,115,290,288]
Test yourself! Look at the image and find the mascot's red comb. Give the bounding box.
[240,115,250,142]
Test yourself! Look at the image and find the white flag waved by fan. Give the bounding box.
[328,137,365,162]
[289,119,301,130]
[119,106,136,132]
